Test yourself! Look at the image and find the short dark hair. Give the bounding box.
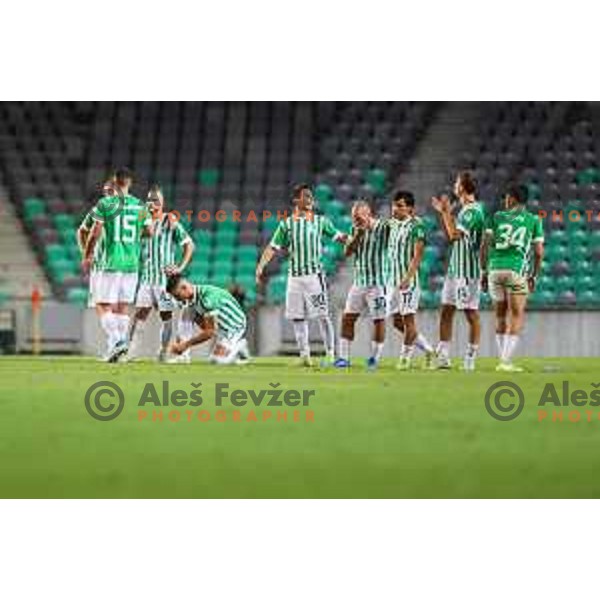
[392,190,415,207]
[292,183,311,201]
[457,171,477,196]
[166,273,183,295]
[115,167,133,183]
[505,184,529,204]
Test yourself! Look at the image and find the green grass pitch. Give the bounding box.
[1,356,599,498]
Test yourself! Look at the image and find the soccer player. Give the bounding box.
[388,191,434,370]
[77,172,116,357]
[256,184,347,366]
[431,171,486,371]
[167,275,249,365]
[335,200,391,370]
[128,184,195,362]
[82,167,150,362]
[480,184,544,372]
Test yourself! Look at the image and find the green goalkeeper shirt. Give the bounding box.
[92,194,147,273]
[486,207,544,275]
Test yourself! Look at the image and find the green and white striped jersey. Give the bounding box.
[79,211,106,273]
[388,216,426,287]
[270,213,342,277]
[191,284,247,337]
[351,219,392,287]
[140,215,191,287]
[447,201,486,279]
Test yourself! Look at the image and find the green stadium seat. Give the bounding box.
[214,218,239,232]
[45,244,69,262]
[66,287,88,306]
[215,230,237,246]
[212,259,234,276]
[589,230,600,248]
[197,168,220,186]
[544,244,568,263]
[238,245,258,261]
[365,168,387,194]
[326,199,346,218]
[549,229,567,244]
[54,214,76,232]
[314,183,334,204]
[525,182,541,200]
[575,167,600,185]
[188,262,210,281]
[192,229,214,247]
[212,273,235,288]
[0,290,10,306]
[267,275,287,303]
[23,198,46,220]
[578,290,596,305]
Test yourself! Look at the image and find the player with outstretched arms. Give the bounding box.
[167,275,249,365]
[335,200,392,371]
[82,168,151,362]
[128,184,195,362]
[388,190,434,370]
[431,171,485,371]
[480,184,544,372]
[256,184,347,366]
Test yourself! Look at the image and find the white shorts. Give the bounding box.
[95,272,138,304]
[441,277,481,310]
[285,273,330,320]
[210,331,246,364]
[181,306,247,363]
[389,285,420,316]
[88,272,101,308]
[344,285,389,320]
[135,283,178,312]
[488,270,529,303]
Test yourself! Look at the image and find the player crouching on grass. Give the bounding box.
[166,275,250,365]
[388,191,434,370]
[480,184,544,373]
[335,200,392,371]
[128,184,195,363]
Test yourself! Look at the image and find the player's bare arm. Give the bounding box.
[480,230,492,293]
[431,195,462,241]
[344,228,365,257]
[76,224,89,255]
[165,239,195,277]
[170,315,215,354]
[82,220,103,275]
[255,245,276,284]
[529,241,544,292]
[400,239,424,289]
